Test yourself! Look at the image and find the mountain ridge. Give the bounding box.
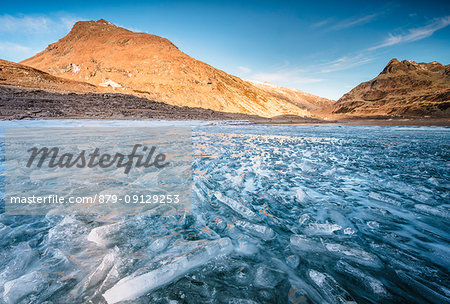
[333,58,450,118]
[247,80,334,117]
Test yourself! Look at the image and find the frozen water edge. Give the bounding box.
[0,120,449,303]
[103,238,233,303]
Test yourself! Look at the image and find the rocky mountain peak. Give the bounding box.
[67,19,129,38]
[333,58,449,118]
[381,58,448,76]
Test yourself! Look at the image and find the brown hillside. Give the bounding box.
[333,59,450,118]
[21,19,315,118]
[0,59,97,93]
[248,80,335,117]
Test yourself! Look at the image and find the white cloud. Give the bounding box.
[0,14,78,34]
[238,66,252,73]
[0,42,35,62]
[251,69,324,85]
[0,42,31,52]
[311,18,333,29]
[331,13,379,30]
[369,16,450,50]
[314,15,449,74]
[318,54,374,73]
[317,4,396,32]
[0,14,81,61]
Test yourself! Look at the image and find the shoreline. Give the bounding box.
[2,117,449,127]
[1,85,448,126]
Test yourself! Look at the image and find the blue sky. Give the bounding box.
[0,0,449,99]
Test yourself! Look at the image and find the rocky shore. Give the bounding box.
[0,85,324,123]
[1,85,448,125]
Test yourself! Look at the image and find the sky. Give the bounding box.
[0,0,449,99]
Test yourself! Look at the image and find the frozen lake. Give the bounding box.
[0,120,449,303]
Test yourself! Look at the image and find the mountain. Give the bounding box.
[0,58,264,121]
[0,59,98,93]
[247,80,334,117]
[0,59,324,122]
[333,59,450,118]
[21,19,321,118]
[0,84,272,121]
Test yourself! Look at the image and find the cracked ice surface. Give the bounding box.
[0,120,449,304]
